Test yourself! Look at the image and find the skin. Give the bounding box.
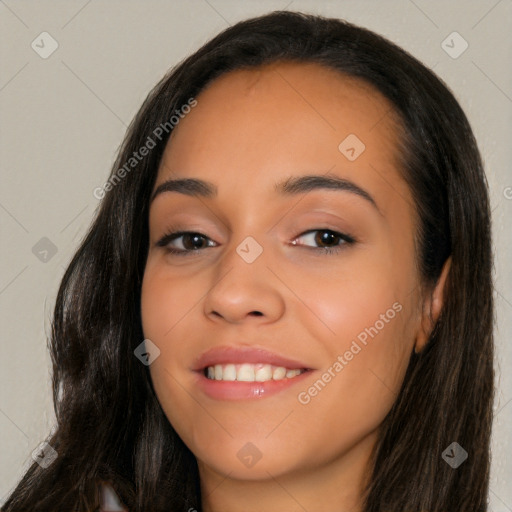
[140,61,450,512]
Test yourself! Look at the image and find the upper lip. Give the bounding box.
[192,346,313,371]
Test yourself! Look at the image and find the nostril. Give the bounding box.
[249,311,263,316]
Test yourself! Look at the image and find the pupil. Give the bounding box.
[185,233,204,250]
[316,230,337,247]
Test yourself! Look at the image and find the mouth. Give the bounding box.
[192,346,314,400]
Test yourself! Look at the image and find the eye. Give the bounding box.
[156,228,355,257]
[292,229,355,255]
[156,231,216,256]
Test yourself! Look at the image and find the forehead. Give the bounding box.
[155,61,411,218]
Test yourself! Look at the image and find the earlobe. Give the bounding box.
[414,256,452,353]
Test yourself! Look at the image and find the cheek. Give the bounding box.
[140,269,203,447]
[140,269,193,390]
[293,257,414,433]
[141,265,193,339]
[296,297,411,459]
[140,276,162,340]
[297,250,411,359]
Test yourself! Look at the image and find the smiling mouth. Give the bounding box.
[203,363,309,382]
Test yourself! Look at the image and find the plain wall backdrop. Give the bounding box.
[1,0,511,509]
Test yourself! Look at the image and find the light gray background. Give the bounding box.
[1,0,511,509]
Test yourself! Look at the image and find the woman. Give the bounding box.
[2,10,494,512]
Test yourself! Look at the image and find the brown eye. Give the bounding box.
[156,231,217,255]
[179,233,209,251]
[314,230,342,248]
[292,229,355,255]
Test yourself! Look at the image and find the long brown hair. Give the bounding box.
[2,10,494,511]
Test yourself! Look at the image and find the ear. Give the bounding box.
[414,256,452,353]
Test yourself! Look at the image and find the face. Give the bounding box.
[141,61,426,484]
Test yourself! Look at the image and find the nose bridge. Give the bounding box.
[215,229,268,291]
[219,193,273,270]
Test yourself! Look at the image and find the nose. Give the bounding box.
[203,235,286,325]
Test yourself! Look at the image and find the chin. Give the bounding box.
[192,438,304,481]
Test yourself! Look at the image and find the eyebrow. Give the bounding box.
[150,174,380,213]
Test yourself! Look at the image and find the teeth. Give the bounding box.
[223,363,236,381]
[273,366,287,380]
[255,364,272,382]
[204,363,305,382]
[237,364,255,382]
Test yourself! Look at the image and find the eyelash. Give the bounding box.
[156,227,356,257]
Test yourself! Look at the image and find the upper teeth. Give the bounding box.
[206,363,304,382]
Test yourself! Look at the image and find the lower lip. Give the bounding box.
[193,370,313,400]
